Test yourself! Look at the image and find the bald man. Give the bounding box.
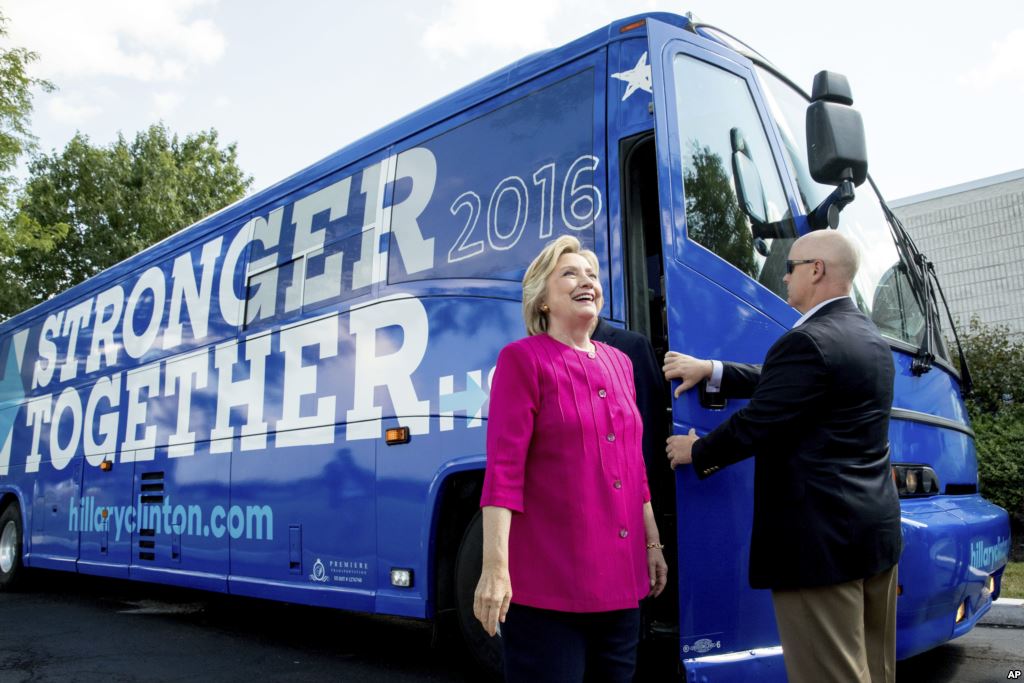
[664,230,901,683]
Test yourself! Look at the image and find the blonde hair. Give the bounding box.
[522,236,600,336]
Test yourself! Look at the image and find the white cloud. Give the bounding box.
[417,0,659,60]
[419,0,561,59]
[152,91,184,117]
[4,0,226,82]
[960,28,1024,88]
[47,96,103,123]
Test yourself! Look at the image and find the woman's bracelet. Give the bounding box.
[646,542,664,550]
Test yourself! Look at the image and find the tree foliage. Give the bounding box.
[0,11,60,256]
[957,317,1024,536]
[683,144,757,278]
[958,317,1024,414]
[972,405,1024,531]
[0,124,252,319]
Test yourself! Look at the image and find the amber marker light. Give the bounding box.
[99,460,113,472]
[385,427,411,445]
[955,600,967,623]
[619,19,645,33]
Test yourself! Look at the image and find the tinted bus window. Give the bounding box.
[673,55,793,299]
[388,68,600,283]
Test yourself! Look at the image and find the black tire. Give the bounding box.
[0,503,24,591]
[454,510,503,678]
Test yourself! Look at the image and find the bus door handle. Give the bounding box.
[698,382,727,410]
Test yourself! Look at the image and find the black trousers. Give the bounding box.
[501,603,641,683]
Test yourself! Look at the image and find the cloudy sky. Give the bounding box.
[4,0,1023,201]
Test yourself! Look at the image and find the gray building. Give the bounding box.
[890,169,1024,338]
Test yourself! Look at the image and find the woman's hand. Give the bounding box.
[473,564,512,636]
[641,502,667,598]
[474,506,514,636]
[647,547,668,598]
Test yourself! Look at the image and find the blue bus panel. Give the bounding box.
[0,12,1009,682]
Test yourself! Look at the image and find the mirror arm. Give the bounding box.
[808,175,856,230]
[751,218,795,240]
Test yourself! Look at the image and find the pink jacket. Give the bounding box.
[481,333,651,612]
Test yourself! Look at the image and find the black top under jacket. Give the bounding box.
[591,319,672,509]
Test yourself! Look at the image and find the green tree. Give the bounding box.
[0,11,61,257]
[958,316,1024,414]
[682,143,757,278]
[0,124,252,319]
[971,406,1024,531]
[957,317,1024,541]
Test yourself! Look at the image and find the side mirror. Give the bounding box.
[730,127,768,225]
[805,71,867,229]
[806,71,867,187]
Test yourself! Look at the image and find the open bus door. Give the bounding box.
[646,18,805,681]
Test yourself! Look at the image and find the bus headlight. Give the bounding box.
[892,464,940,498]
[905,469,918,493]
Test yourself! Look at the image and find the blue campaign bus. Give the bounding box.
[0,12,1010,680]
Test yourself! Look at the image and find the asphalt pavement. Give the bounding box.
[894,597,1023,682]
[0,572,1020,682]
[983,597,1024,628]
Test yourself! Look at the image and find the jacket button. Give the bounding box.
[619,529,628,538]
[613,480,622,489]
[598,389,607,398]
[606,433,615,442]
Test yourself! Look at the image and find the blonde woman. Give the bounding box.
[475,236,667,682]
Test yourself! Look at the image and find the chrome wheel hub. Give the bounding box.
[0,520,16,574]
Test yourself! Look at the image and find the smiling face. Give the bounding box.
[541,252,603,331]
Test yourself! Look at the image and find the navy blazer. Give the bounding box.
[692,298,902,590]
[591,318,669,476]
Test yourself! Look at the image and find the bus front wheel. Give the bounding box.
[0,503,24,591]
[454,510,503,678]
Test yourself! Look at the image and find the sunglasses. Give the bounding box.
[785,258,820,275]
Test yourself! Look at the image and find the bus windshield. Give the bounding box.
[755,67,950,363]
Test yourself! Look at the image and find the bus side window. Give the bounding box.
[244,257,300,328]
[243,227,377,329]
[301,228,374,314]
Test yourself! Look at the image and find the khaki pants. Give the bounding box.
[771,565,898,683]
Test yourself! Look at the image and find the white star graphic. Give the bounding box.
[611,51,652,101]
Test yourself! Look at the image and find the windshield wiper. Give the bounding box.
[911,251,935,375]
[868,178,933,374]
[923,256,974,395]
[869,178,973,393]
